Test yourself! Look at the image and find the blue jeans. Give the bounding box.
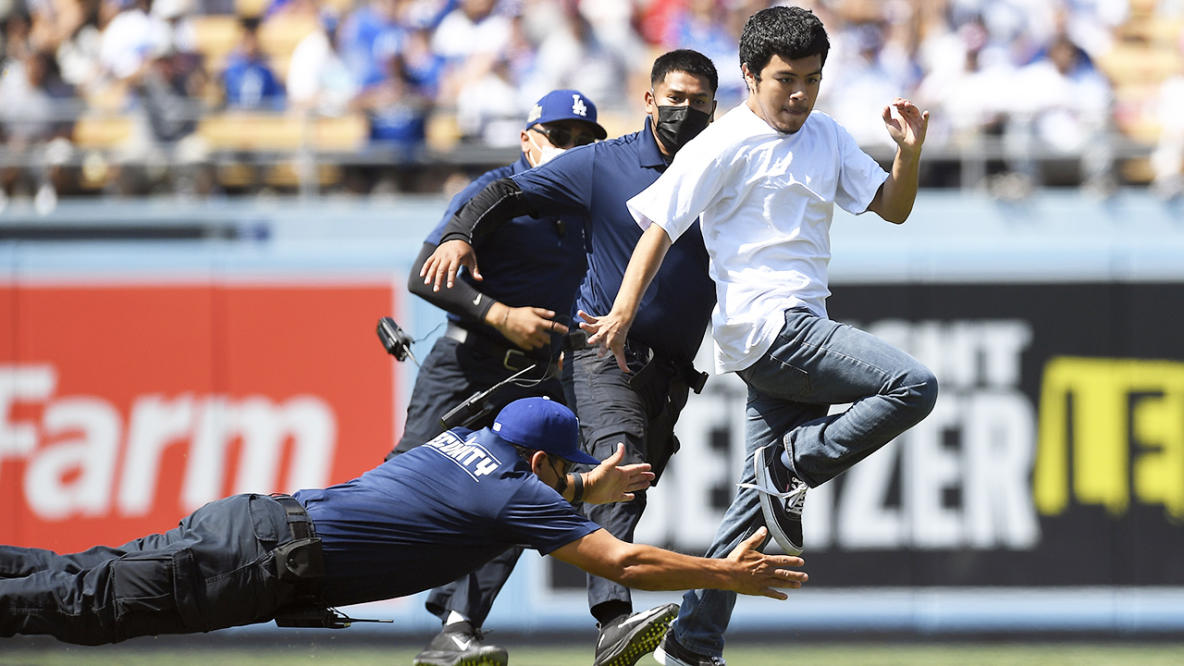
[671,308,938,657]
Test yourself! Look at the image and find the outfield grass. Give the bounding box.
[7,643,1184,665]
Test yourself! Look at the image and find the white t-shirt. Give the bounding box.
[627,103,888,374]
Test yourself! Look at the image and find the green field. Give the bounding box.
[7,642,1184,665]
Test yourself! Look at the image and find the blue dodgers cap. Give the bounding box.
[525,89,608,139]
[492,397,600,465]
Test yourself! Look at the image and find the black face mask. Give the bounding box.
[652,105,711,156]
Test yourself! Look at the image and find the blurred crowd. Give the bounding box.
[1,0,1183,206]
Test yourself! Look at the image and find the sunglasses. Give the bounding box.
[530,125,597,148]
[546,455,572,480]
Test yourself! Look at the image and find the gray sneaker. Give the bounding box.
[593,602,679,666]
[413,624,508,666]
[653,632,726,666]
[750,443,807,555]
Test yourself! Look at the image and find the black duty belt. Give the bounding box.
[268,494,387,630]
[270,493,316,540]
[444,321,552,372]
[267,493,324,608]
[568,334,708,395]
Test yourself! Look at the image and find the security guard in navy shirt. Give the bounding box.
[1,398,808,657]
[421,50,720,665]
[390,90,605,665]
[393,89,604,457]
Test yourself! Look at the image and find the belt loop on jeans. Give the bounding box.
[270,493,315,540]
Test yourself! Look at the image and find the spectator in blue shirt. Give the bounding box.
[336,0,407,89]
[353,26,442,160]
[0,398,807,650]
[421,49,720,666]
[220,16,284,110]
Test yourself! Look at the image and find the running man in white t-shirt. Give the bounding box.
[580,7,938,665]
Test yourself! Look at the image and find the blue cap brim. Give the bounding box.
[563,449,603,466]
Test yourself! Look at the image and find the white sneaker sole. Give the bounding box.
[653,644,681,665]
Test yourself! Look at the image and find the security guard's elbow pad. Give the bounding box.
[441,178,531,246]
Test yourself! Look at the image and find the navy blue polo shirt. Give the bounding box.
[427,154,588,351]
[294,427,599,607]
[510,120,715,364]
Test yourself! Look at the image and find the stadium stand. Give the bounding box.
[0,0,1181,206]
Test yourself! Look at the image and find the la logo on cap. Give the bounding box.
[571,94,587,117]
[528,105,543,123]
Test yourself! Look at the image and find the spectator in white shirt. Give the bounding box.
[97,0,168,84]
[1151,35,1184,200]
[1010,32,1113,190]
[820,22,912,148]
[286,13,356,115]
[430,0,510,63]
[581,8,938,662]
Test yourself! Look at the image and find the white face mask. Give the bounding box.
[528,131,566,167]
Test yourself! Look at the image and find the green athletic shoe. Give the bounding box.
[593,602,679,666]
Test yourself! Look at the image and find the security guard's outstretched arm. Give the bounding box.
[517,437,807,600]
[554,526,805,600]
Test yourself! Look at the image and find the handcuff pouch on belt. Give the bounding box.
[270,494,325,584]
[273,537,324,583]
[627,353,707,484]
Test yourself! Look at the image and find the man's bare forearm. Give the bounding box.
[877,147,921,224]
[552,528,805,599]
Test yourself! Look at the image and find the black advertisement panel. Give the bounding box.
[548,282,1184,590]
[809,282,1184,587]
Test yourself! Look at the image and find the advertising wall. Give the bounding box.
[1,192,1181,635]
[1,281,397,553]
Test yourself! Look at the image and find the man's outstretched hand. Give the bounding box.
[421,239,481,291]
[726,527,809,599]
[578,309,632,374]
[581,443,654,504]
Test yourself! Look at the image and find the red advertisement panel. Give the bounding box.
[0,282,398,553]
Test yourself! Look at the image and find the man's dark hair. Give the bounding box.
[651,49,719,94]
[739,6,830,76]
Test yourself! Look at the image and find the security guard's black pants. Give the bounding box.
[0,494,298,645]
[567,346,691,616]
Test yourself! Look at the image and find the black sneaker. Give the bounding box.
[593,602,679,666]
[653,632,726,666]
[413,623,508,666]
[750,443,807,555]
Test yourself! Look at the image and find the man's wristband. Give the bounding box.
[570,472,584,503]
[439,231,471,244]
